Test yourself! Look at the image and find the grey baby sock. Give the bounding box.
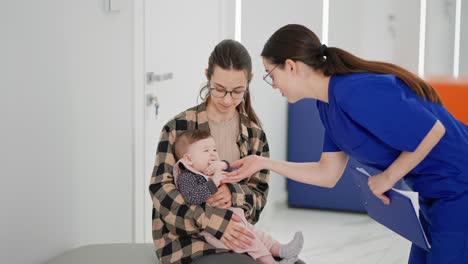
[279,231,304,259]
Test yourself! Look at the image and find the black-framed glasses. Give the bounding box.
[262,64,279,86]
[208,87,247,99]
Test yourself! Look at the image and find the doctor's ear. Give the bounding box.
[285,59,297,73]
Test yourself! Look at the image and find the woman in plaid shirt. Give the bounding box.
[149,39,272,264]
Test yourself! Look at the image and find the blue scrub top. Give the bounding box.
[316,73,468,199]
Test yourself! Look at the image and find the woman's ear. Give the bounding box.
[204,68,209,79]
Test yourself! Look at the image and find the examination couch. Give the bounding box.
[287,98,366,212]
[47,244,158,264]
[47,243,306,264]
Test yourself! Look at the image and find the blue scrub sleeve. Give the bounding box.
[336,76,438,152]
[323,130,341,152]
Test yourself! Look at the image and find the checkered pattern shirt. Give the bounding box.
[149,102,270,264]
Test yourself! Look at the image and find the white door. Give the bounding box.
[140,0,233,243]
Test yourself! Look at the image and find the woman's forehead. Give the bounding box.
[211,66,248,88]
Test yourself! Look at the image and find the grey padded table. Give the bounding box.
[47,243,158,264]
[47,243,306,264]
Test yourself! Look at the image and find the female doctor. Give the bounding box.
[224,24,468,264]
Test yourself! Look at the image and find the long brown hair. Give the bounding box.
[201,39,262,127]
[261,24,442,104]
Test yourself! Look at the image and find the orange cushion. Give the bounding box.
[427,78,468,125]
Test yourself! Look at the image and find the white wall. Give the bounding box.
[329,0,420,73]
[330,0,394,62]
[329,0,466,77]
[460,0,468,77]
[241,0,323,215]
[68,0,134,246]
[390,0,420,73]
[425,0,456,76]
[329,0,366,56]
[1,2,73,263]
[0,1,134,263]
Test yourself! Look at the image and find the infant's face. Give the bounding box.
[186,137,220,172]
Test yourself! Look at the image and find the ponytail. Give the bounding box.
[262,24,442,104]
[322,47,441,103]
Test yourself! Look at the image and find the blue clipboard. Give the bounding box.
[348,160,431,251]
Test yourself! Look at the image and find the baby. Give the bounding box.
[173,130,303,264]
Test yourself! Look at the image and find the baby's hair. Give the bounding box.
[174,130,212,160]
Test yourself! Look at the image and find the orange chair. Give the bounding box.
[427,78,468,125]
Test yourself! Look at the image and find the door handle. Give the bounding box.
[146,72,173,85]
[146,94,160,116]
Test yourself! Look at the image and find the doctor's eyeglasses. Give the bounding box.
[263,64,279,86]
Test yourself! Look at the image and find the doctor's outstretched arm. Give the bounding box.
[224,151,348,188]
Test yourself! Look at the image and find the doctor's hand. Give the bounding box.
[368,172,396,205]
[222,155,266,183]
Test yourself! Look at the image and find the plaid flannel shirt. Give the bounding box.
[149,102,270,264]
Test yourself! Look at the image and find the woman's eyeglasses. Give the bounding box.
[208,87,247,99]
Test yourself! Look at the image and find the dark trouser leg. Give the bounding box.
[192,253,257,264]
[408,243,427,264]
[193,253,307,264]
[409,191,468,264]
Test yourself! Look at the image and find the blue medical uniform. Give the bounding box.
[316,73,468,263]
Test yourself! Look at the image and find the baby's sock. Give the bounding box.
[279,231,304,259]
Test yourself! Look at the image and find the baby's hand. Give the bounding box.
[203,160,228,176]
[212,171,226,186]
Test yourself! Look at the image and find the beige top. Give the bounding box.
[208,111,241,163]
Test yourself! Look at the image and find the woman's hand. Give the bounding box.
[368,172,396,205]
[206,184,232,209]
[220,214,255,251]
[223,155,266,183]
[203,160,228,176]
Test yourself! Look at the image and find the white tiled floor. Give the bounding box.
[256,201,411,264]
